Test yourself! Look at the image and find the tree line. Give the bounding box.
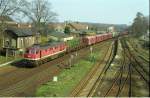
[129,12,149,37]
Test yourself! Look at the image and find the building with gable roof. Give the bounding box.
[3,28,35,51]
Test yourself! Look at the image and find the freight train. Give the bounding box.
[24,32,126,66]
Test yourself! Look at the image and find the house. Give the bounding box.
[80,30,96,37]
[17,23,32,29]
[48,22,89,33]
[70,30,96,37]
[55,23,66,32]
[48,32,74,42]
[67,22,89,31]
[48,23,65,32]
[3,28,36,52]
[70,31,82,37]
[107,26,115,33]
[64,22,90,37]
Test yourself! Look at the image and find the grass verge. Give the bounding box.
[36,51,101,97]
[0,55,14,64]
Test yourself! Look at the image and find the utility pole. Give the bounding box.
[90,46,93,61]
[75,52,78,56]
[74,52,78,66]
[90,46,93,55]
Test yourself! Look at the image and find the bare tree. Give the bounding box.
[20,0,57,34]
[0,0,24,48]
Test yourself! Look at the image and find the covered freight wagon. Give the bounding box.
[82,36,96,45]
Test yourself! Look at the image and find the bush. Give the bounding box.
[67,38,80,48]
[41,36,48,44]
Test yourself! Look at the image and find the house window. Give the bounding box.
[5,40,10,47]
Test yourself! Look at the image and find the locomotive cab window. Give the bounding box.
[36,50,39,54]
[30,49,36,54]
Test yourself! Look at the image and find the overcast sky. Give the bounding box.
[48,0,149,24]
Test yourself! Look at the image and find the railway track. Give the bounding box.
[121,39,149,82]
[90,39,129,97]
[0,39,112,96]
[87,38,120,96]
[103,45,128,97]
[120,38,149,97]
[70,42,113,97]
[127,38,149,61]
[70,38,119,97]
[87,37,149,97]
[128,42,149,63]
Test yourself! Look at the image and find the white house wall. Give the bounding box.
[17,36,35,50]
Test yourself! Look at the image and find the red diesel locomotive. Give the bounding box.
[24,42,66,65]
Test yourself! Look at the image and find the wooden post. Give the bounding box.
[15,50,17,59]
[71,54,74,67]
[90,46,93,55]
[75,52,78,56]
[6,48,8,61]
[75,52,78,64]
[69,59,71,68]
[90,46,93,61]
